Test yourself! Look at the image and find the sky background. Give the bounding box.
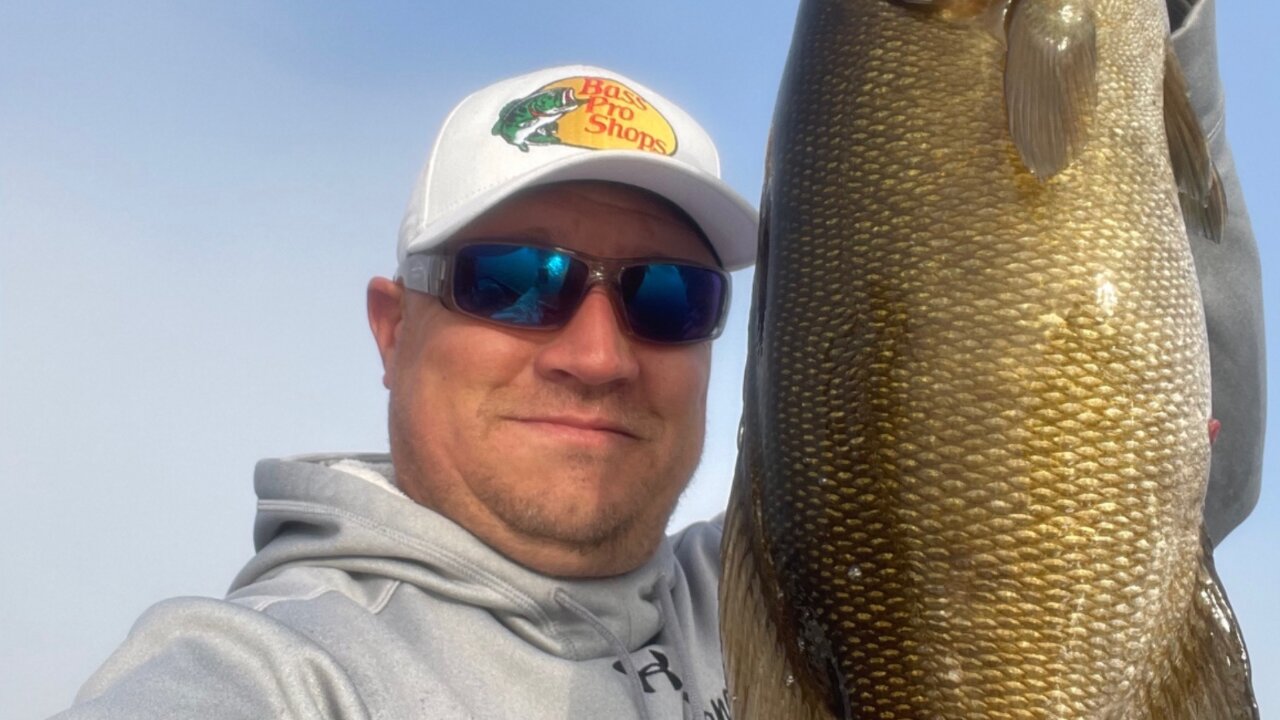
[1,2,1275,717]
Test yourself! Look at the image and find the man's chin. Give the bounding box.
[492,493,640,549]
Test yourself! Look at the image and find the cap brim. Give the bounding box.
[399,150,759,272]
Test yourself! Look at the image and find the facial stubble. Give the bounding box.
[389,392,703,568]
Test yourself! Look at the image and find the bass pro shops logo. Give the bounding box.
[491,76,677,155]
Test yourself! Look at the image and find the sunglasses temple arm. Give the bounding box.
[400,254,449,296]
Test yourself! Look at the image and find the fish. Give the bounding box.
[719,0,1258,718]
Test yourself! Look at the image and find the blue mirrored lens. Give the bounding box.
[453,245,582,326]
[621,264,725,342]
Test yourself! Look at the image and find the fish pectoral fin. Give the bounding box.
[1148,530,1258,719]
[1164,41,1227,242]
[1004,0,1098,179]
[721,455,835,720]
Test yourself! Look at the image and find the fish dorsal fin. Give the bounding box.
[1164,41,1227,242]
[1004,0,1098,179]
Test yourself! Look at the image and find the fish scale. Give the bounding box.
[721,0,1255,717]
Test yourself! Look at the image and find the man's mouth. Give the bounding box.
[508,415,641,442]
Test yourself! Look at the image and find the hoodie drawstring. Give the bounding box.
[553,576,703,720]
[657,573,701,720]
[554,588,654,720]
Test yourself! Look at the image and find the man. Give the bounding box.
[55,65,756,720]
[54,1,1262,717]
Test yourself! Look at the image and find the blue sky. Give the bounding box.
[1,2,1274,717]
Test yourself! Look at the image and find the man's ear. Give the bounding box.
[367,277,405,389]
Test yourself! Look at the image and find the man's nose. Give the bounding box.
[533,286,640,387]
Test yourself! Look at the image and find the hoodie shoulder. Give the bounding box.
[669,513,725,587]
[54,596,370,720]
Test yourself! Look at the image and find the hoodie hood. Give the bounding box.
[231,454,680,661]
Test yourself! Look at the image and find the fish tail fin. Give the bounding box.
[721,460,835,720]
[1146,531,1257,719]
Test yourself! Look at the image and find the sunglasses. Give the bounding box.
[400,241,731,344]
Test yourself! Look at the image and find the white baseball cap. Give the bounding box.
[396,65,758,272]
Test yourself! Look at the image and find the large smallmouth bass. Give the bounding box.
[720,0,1258,717]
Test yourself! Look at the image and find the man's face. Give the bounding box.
[368,181,717,577]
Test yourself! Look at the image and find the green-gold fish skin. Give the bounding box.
[720,0,1257,718]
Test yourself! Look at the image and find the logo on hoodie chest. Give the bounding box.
[611,649,732,719]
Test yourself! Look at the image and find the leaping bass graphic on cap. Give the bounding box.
[491,76,678,155]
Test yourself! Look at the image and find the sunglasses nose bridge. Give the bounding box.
[577,261,625,303]
[585,264,610,287]
[578,262,630,326]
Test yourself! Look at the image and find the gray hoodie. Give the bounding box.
[54,455,731,720]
